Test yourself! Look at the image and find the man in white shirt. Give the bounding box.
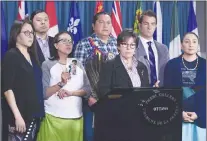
[135,10,169,87]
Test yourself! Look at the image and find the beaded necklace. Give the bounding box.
[182,56,198,70]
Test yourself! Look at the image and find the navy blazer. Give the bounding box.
[98,55,149,99]
[36,36,55,65]
[163,55,206,128]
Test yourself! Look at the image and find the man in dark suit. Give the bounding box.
[135,10,169,87]
[31,10,55,65]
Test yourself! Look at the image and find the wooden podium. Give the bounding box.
[92,88,183,141]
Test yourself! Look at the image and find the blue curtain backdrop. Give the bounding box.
[2,1,190,48]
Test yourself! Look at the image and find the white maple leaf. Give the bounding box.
[67,17,80,35]
[74,19,80,26]
[70,18,74,26]
[73,28,77,34]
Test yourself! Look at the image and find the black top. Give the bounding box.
[2,47,44,125]
[181,58,198,87]
[98,55,150,99]
[163,55,206,128]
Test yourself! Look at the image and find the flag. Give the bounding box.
[187,1,201,56]
[169,2,181,59]
[94,1,104,14]
[67,1,82,53]
[1,3,8,59]
[133,1,145,34]
[153,1,162,43]
[45,1,59,37]
[111,1,122,38]
[17,0,28,20]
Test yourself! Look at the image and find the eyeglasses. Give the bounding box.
[57,39,73,45]
[20,30,35,37]
[120,42,136,49]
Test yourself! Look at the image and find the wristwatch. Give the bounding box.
[57,82,65,88]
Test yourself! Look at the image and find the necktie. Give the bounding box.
[147,41,157,86]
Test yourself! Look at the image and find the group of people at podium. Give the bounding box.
[1,8,206,141]
[97,11,206,141]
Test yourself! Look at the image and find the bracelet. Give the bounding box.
[57,82,65,88]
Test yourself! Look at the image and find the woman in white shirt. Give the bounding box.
[37,31,91,141]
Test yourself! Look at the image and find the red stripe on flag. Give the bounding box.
[45,1,58,27]
[111,13,122,35]
[18,0,24,20]
[111,1,122,37]
[115,1,122,26]
[17,1,21,20]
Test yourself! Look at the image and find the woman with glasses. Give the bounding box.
[98,29,149,99]
[164,32,206,141]
[2,19,44,141]
[95,29,150,141]
[37,31,91,141]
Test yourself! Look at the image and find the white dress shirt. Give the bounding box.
[36,35,50,60]
[139,36,159,79]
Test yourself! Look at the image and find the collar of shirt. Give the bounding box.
[139,35,154,48]
[36,35,49,44]
[139,35,156,59]
[120,55,138,71]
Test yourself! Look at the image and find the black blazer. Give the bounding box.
[36,36,55,65]
[98,55,149,99]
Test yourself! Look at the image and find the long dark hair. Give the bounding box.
[50,31,73,61]
[91,11,111,34]
[8,18,40,66]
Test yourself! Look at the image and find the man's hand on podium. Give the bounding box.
[153,80,160,87]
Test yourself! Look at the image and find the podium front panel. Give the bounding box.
[94,88,182,141]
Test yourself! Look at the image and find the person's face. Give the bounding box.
[55,33,73,56]
[72,61,77,65]
[139,15,157,39]
[118,37,136,60]
[182,33,199,56]
[92,14,112,37]
[16,23,34,47]
[32,12,49,34]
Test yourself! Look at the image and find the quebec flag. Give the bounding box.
[187,1,201,56]
[67,1,82,54]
